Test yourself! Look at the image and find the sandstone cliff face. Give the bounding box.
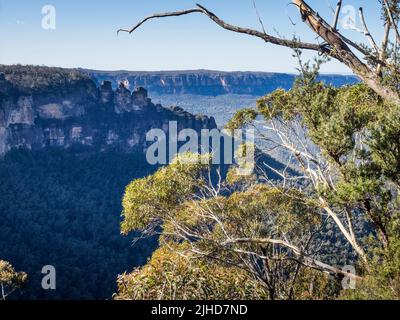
[88,70,359,96]
[0,66,217,156]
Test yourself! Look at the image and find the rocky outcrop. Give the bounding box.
[100,80,114,104]
[88,70,360,96]
[0,65,217,156]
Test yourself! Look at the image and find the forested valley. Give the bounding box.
[0,148,157,299]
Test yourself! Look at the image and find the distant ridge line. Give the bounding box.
[82,68,357,77]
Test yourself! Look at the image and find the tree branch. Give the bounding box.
[359,7,379,54]
[118,4,325,52]
[117,8,203,35]
[252,0,267,35]
[118,1,400,105]
[223,237,362,280]
[383,0,400,43]
[292,0,400,105]
[332,0,342,30]
[377,22,391,76]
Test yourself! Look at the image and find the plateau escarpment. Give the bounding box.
[0,65,217,156]
[87,70,359,126]
[88,69,360,96]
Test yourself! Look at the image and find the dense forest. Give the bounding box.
[0,148,157,299]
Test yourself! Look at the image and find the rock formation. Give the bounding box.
[0,65,217,156]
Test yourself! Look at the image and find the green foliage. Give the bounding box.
[0,260,27,300]
[0,64,91,95]
[257,83,381,163]
[115,244,268,300]
[379,41,400,96]
[241,64,400,298]
[121,153,210,234]
[120,153,324,299]
[340,201,400,299]
[369,104,400,185]
[225,108,258,132]
[290,268,340,300]
[122,161,319,241]
[118,48,400,300]
[231,74,400,250]
[342,237,400,299]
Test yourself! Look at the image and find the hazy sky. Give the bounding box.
[0,0,386,73]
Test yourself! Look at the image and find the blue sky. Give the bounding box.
[0,0,386,73]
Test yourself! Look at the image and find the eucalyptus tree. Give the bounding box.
[0,260,27,300]
[117,1,400,299]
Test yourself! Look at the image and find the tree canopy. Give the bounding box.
[118,58,400,299]
[0,260,27,300]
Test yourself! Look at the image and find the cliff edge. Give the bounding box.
[0,65,217,156]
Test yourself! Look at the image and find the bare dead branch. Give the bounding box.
[117,8,203,35]
[332,0,342,30]
[377,22,391,76]
[359,7,380,54]
[319,197,368,264]
[252,0,267,35]
[223,237,362,280]
[118,1,400,104]
[118,4,325,52]
[292,0,400,105]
